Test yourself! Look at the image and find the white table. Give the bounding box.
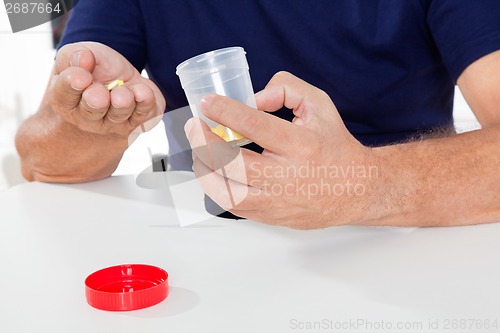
[1,173,500,333]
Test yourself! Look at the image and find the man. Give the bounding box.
[16,1,500,228]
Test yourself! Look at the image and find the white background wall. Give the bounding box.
[0,10,480,192]
[0,11,54,191]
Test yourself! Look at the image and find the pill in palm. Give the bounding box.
[106,80,124,91]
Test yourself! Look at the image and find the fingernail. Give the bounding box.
[70,50,81,67]
[184,119,194,137]
[200,94,215,112]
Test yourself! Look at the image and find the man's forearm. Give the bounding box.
[371,127,500,227]
[16,106,128,183]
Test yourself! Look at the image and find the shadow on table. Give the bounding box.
[56,172,225,228]
[286,223,500,316]
[123,286,201,318]
[57,173,176,207]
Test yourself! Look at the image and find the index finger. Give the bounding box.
[50,66,93,112]
[199,94,313,157]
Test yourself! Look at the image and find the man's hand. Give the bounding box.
[187,67,500,228]
[16,42,166,183]
[185,72,382,229]
[50,42,165,137]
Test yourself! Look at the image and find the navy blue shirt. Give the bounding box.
[61,0,500,147]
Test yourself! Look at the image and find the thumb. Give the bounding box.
[55,43,96,74]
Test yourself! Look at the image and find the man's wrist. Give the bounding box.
[356,145,419,226]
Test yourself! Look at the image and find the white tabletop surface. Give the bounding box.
[1,173,500,333]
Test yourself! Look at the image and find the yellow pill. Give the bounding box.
[106,80,124,91]
[228,130,244,141]
[211,124,228,140]
[211,124,244,142]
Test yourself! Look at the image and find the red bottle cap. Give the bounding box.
[85,264,169,311]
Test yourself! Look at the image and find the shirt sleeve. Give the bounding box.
[427,0,500,82]
[58,0,147,72]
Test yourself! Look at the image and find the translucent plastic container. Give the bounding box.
[176,47,256,146]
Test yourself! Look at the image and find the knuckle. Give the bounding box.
[137,101,155,115]
[109,104,133,117]
[140,100,157,113]
[132,84,157,104]
[79,104,106,121]
[133,108,151,117]
[272,71,294,83]
[106,114,129,124]
[316,88,331,102]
